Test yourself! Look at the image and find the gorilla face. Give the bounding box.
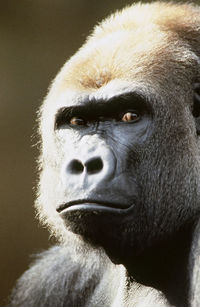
[55,83,153,257]
[37,5,200,265]
[38,79,200,264]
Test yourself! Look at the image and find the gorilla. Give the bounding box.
[9,2,200,306]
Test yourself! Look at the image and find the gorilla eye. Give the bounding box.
[121,111,140,122]
[70,117,87,126]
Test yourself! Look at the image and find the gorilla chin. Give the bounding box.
[59,200,135,238]
[59,201,139,260]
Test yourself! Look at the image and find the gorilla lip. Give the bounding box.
[56,199,132,213]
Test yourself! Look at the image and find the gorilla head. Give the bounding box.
[36,1,200,286]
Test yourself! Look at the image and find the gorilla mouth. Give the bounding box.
[56,199,132,213]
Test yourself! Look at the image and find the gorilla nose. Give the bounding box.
[67,157,103,175]
[85,157,103,174]
[63,146,116,190]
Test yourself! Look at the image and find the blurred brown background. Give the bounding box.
[1,0,199,305]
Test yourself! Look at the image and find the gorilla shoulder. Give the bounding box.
[9,245,168,307]
[8,245,122,307]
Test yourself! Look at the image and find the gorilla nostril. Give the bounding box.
[85,157,103,175]
[68,160,84,174]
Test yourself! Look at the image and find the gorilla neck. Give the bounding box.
[124,222,195,307]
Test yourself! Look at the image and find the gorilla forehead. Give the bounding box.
[51,80,155,111]
[56,35,195,93]
[51,3,200,94]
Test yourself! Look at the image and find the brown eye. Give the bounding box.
[121,111,139,122]
[70,117,86,126]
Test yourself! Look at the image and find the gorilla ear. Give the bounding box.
[193,83,200,135]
